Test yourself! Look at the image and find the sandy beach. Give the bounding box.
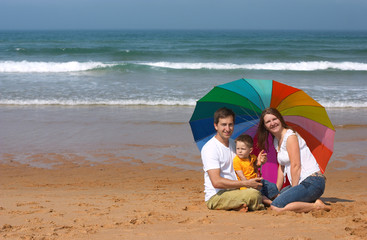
[1,106,367,239]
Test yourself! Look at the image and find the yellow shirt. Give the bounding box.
[233,154,258,189]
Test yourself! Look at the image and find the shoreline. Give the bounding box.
[2,105,367,171]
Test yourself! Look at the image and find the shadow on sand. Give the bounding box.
[321,197,355,203]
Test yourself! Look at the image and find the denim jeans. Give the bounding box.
[260,179,279,199]
[271,175,325,208]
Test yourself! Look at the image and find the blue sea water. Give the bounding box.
[0,30,367,108]
[1,30,367,170]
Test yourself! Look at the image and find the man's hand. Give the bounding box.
[243,177,263,190]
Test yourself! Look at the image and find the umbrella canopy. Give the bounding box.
[189,78,335,183]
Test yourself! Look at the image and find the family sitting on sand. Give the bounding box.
[201,107,331,213]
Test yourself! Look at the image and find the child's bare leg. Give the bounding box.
[271,194,279,200]
[262,196,272,207]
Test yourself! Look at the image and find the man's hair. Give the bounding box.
[214,107,235,124]
[235,134,253,148]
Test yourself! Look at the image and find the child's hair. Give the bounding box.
[235,134,253,148]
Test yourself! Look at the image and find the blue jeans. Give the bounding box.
[260,179,279,199]
[271,175,325,208]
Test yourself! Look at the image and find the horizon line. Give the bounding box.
[1,28,367,32]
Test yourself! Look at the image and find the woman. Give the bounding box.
[257,108,331,212]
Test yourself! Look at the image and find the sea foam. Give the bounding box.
[319,100,367,108]
[1,98,366,108]
[141,61,367,71]
[2,60,367,73]
[0,61,116,73]
[0,99,197,106]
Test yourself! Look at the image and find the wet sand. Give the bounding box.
[1,106,367,239]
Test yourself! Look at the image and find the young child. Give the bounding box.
[233,134,279,206]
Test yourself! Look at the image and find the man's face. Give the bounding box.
[214,116,234,142]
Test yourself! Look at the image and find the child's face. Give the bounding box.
[236,141,253,159]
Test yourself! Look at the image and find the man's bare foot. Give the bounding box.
[235,204,248,212]
[314,199,331,211]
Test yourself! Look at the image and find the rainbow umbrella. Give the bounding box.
[189,78,335,183]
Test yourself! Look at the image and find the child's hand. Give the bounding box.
[257,150,267,166]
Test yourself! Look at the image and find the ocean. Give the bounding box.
[1,30,366,169]
[1,30,367,108]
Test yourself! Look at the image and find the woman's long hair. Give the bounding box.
[256,107,291,151]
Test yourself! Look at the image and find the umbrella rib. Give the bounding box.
[237,103,261,129]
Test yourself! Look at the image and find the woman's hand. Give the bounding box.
[257,150,267,166]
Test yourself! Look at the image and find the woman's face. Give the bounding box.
[263,113,283,135]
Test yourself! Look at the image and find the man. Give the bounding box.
[201,107,265,211]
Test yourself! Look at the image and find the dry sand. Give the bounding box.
[0,153,366,240]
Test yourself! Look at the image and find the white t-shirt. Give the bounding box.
[274,129,320,185]
[201,136,237,201]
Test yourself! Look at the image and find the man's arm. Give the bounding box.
[207,169,262,190]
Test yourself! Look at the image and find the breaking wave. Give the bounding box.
[1,99,366,108]
[141,61,367,71]
[1,60,367,73]
[0,61,117,73]
[0,99,197,106]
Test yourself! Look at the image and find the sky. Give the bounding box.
[0,0,367,31]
